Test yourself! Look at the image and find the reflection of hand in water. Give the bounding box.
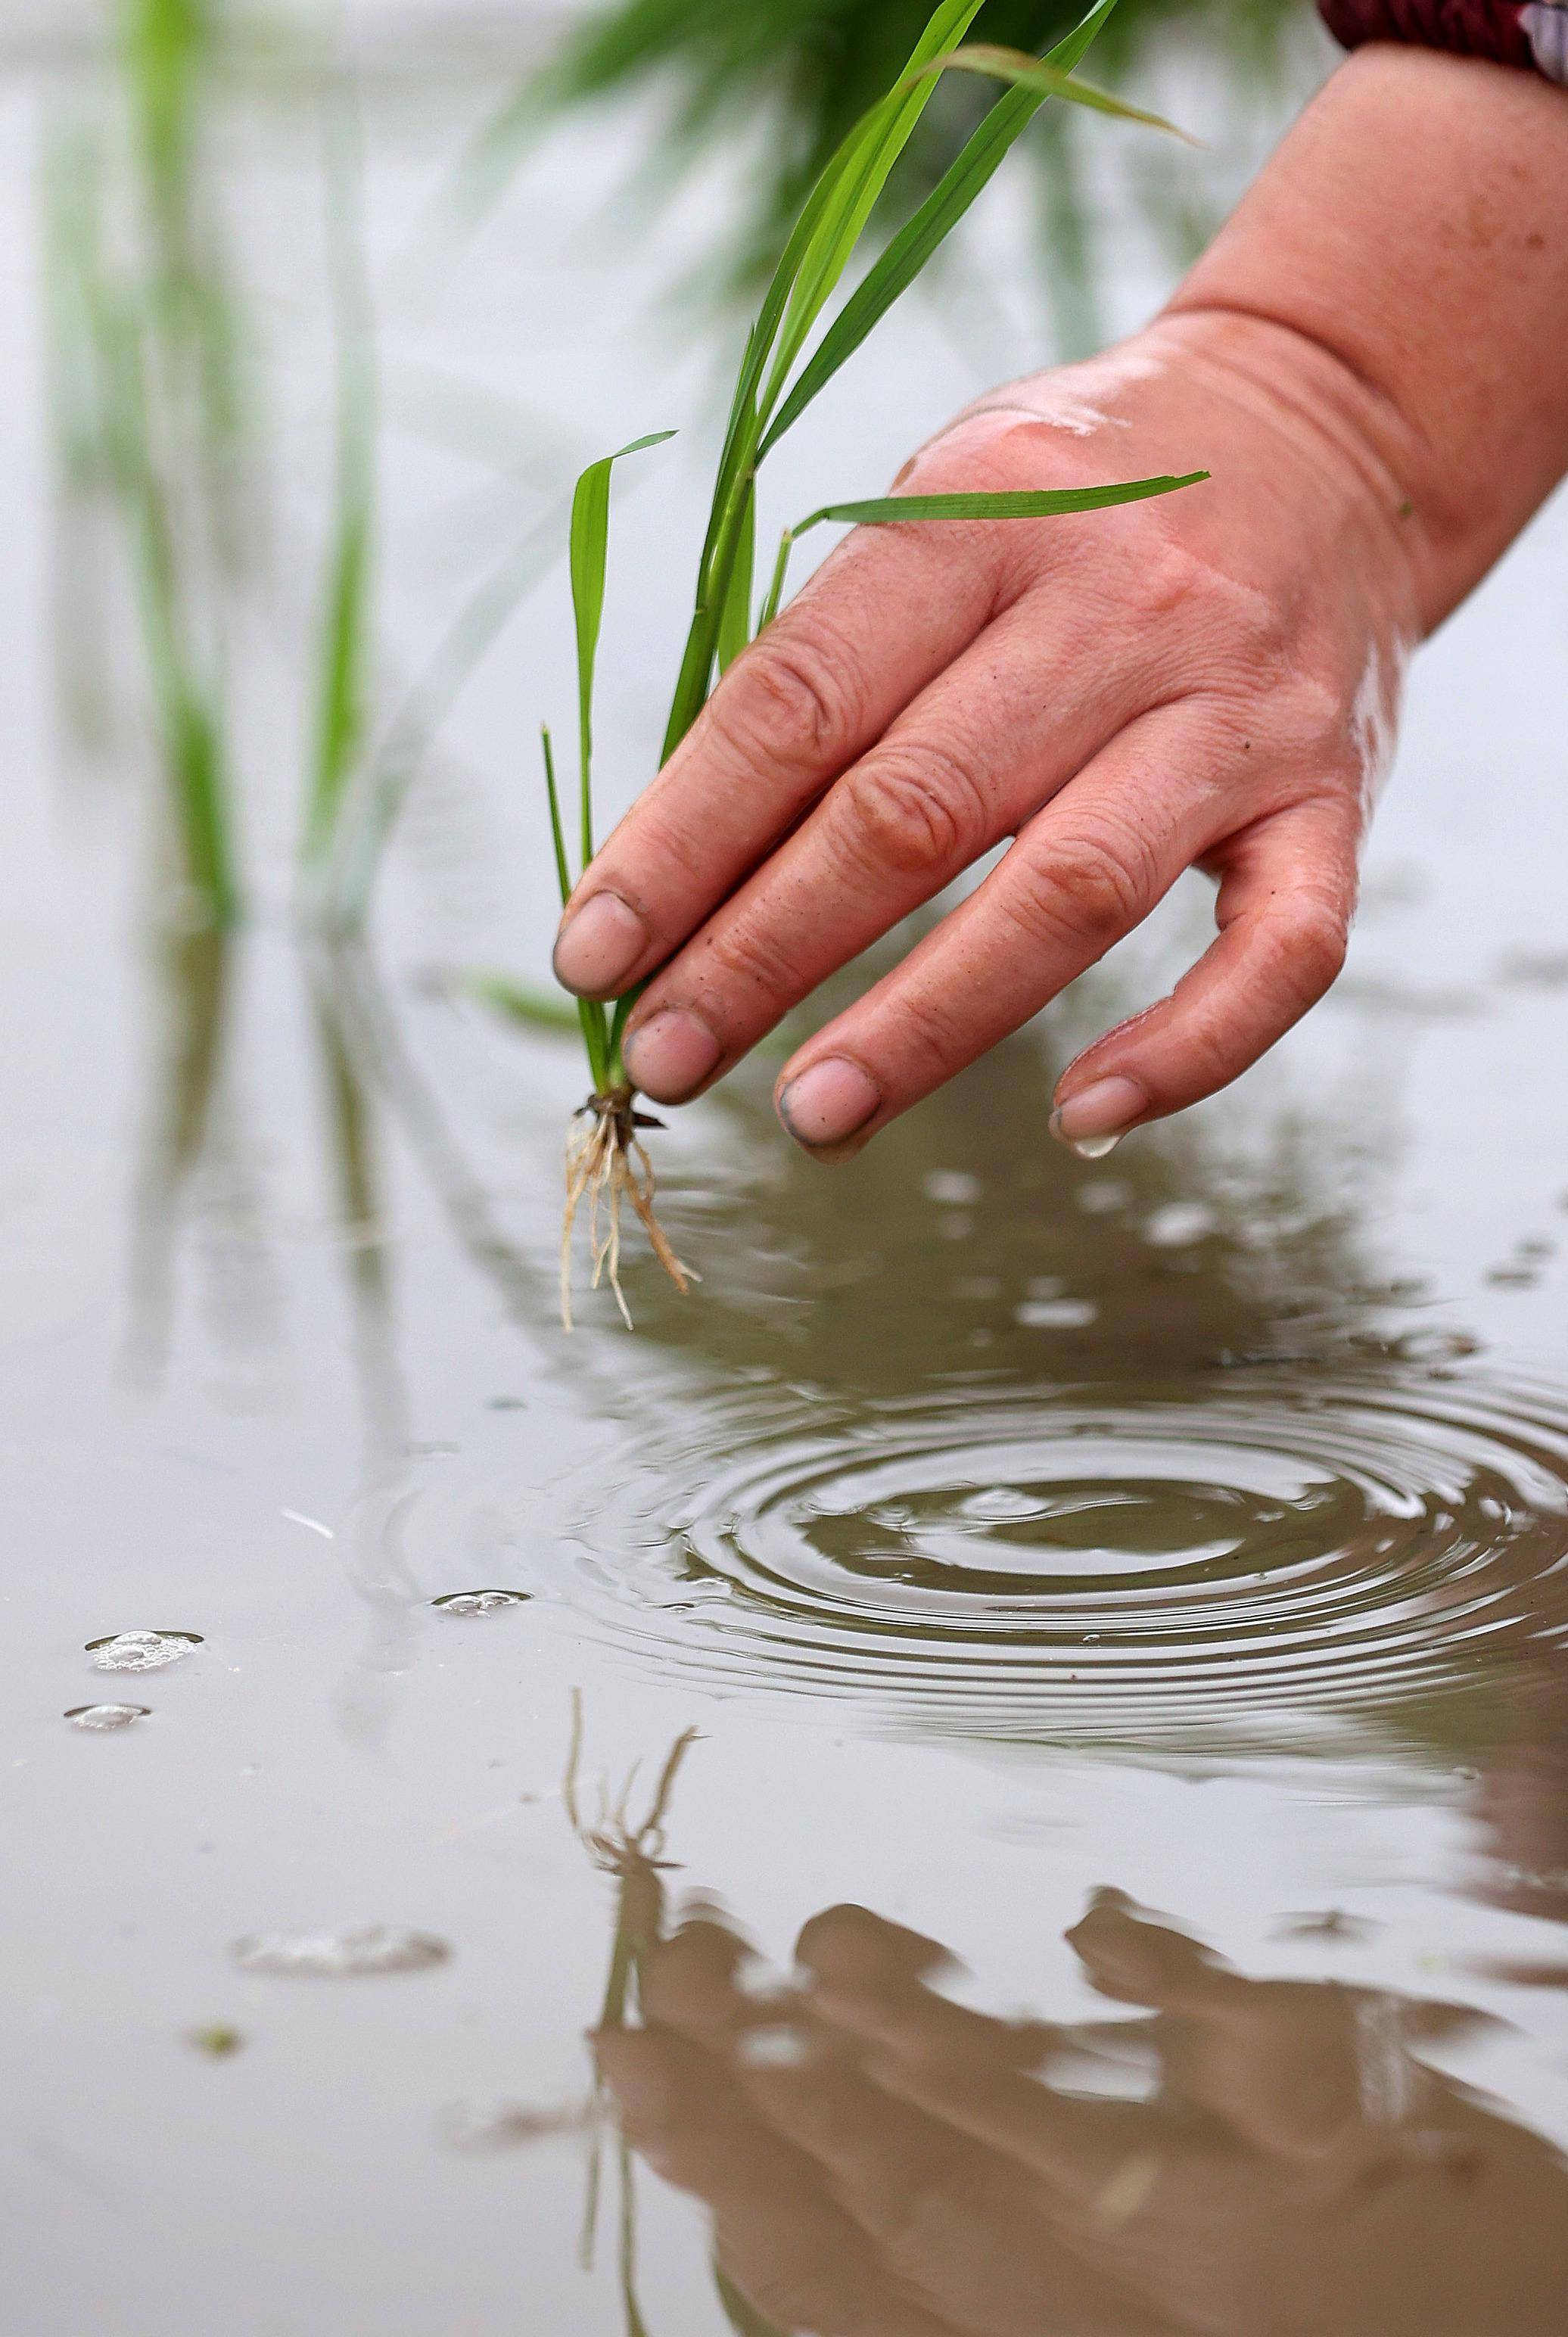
[597,1890,1568,2337]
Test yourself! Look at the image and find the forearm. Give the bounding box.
[1165,45,1568,633]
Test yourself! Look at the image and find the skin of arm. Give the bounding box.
[552,49,1568,1160]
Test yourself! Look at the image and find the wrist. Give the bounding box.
[1138,304,1425,638]
[1164,47,1568,635]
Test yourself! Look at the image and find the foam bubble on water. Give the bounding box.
[231,1927,452,1978]
[66,1704,152,1732]
[87,1630,204,1674]
[430,1590,530,1616]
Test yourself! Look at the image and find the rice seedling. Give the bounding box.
[538,0,1206,1328]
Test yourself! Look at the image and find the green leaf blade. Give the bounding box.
[715,480,757,674]
[568,428,676,867]
[661,4,990,762]
[792,474,1209,536]
[923,46,1196,144]
[764,0,987,404]
[759,0,1122,458]
[540,724,572,910]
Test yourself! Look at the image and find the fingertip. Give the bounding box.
[775,1057,882,1153]
[1048,1071,1150,1158]
[1067,1897,1225,2008]
[552,890,649,999]
[623,1009,723,1103]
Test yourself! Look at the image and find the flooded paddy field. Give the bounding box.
[4,13,1568,2333]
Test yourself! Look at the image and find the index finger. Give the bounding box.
[551,517,1004,1000]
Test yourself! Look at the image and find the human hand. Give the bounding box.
[596,1891,1568,2337]
[555,45,1568,1165]
[553,309,1416,1161]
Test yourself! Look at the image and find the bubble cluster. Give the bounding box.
[87,1630,204,1675]
[231,1927,452,1978]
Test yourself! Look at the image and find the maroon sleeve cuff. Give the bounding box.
[1319,0,1568,81]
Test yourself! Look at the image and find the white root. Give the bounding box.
[559,1086,692,1331]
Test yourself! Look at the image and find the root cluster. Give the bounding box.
[561,1084,692,1330]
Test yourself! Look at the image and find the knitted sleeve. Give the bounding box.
[1318,0,1567,82]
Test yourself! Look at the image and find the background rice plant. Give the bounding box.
[468,0,1327,355]
[43,0,247,925]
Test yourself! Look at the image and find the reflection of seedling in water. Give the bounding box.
[564,1703,789,2337]
[564,1697,702,2326]
[533,0,1202,1327]
[564,1696,700,2038]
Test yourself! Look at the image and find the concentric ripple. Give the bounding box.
[546,1374,1568,1743]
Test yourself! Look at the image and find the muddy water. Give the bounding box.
[5,28,1568,2337]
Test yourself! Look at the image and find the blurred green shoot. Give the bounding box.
[480,0,1309,358]
[303,86,378,873]
[44,2,247,923]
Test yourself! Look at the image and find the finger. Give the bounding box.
[595,2033,964,2337]
[1067,1891,1237,2013]
[797,1906,1058,2075]
[789,1915,1167,2208]
[639,1917,769,2047]
[726,2025,1162,2337]
[795,1906,956,1993]
[1048,797,1358,1155]
[773,711,1218,1156]
[639,1918,869,2090]
[551,518,1004,1001]
[867,2048,1164,2209]
[1068,1897,1367,2159]
[618,596,1149,1103]
[594,2026,814,2200]
[733,2048,977,2229]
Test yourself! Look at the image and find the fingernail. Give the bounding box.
[552,892,648,997]
[777,1058,882,1150]
[623,1009,721,1102]
[1050,1074,1146,1159]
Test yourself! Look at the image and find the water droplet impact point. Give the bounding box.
[66,1704,152,1732]
[430,1590,530,1617]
